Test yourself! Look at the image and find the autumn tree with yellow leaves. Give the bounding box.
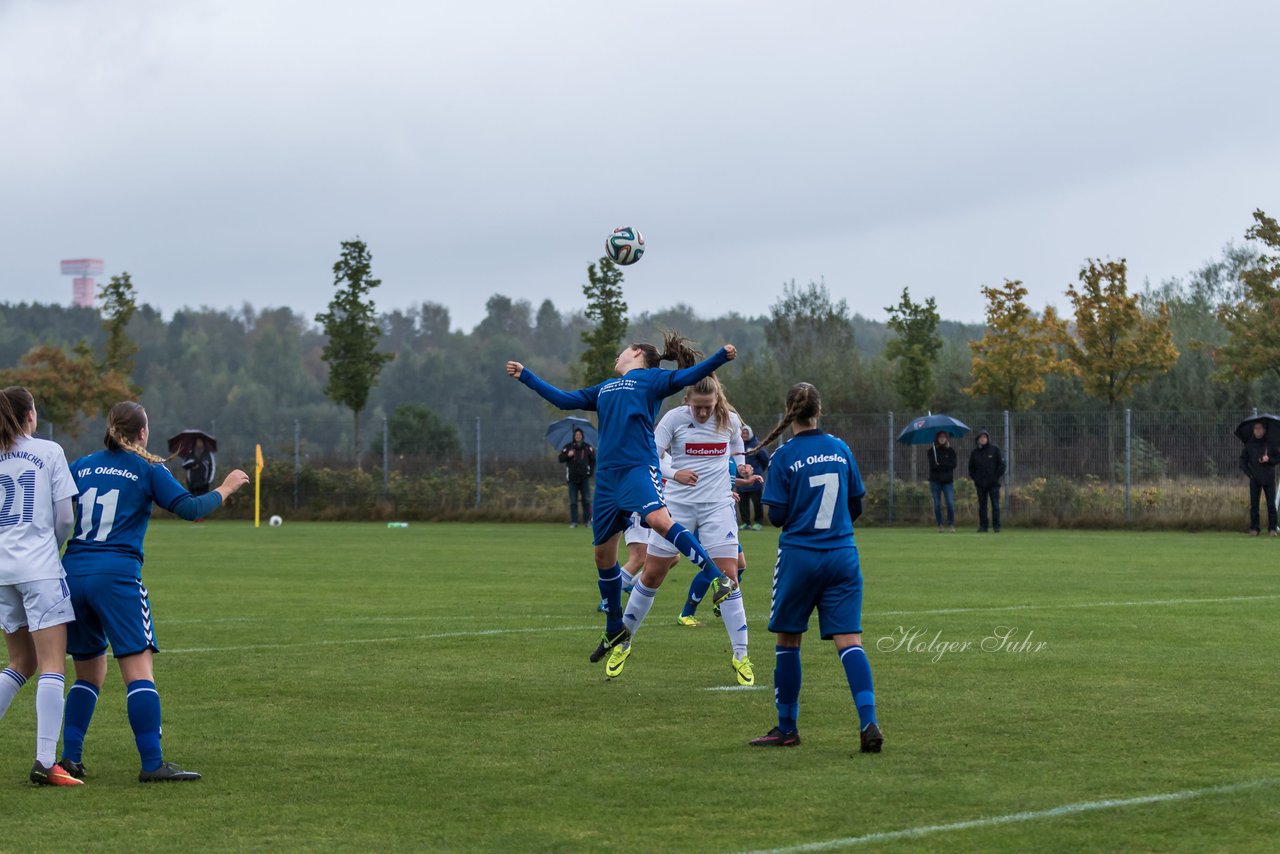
[966,279,1064,410]
[1216,209,1280,383]
[1059,258,1178,477]
[1059,258,1179,412]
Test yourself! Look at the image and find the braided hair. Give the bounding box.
[754,382,822,452]
[104,401,167,464]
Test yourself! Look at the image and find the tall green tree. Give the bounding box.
[315,238,395,466]
[884,287,942,413]
[578,257,627,386]
[99,271,141,393]
[1217,209,1280,383]
[966,279,1064,410]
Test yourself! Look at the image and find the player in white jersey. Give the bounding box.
[606,376,756,685]
[0,387,82,786]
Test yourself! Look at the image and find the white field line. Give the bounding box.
[734,777,1280,854]
[160,593,1280,631]
[165,624,598,654]
[703,685,763,692]
[871,593,1280,618]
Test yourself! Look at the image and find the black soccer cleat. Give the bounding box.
[710,577,738,606]
[749,726,801,747]
[139,761,202,782]
[859,722,884,754]
[56,758,86,780]
[589,627,631,663]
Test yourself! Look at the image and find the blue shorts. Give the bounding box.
[768,545,863,639]
[591,466,665,546]
[65,574,159,660]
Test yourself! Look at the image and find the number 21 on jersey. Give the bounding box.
[76,487,120,542]
[0,470,36,527]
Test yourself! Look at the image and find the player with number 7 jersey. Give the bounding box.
[60,401,249,783]
[751,382,883,754]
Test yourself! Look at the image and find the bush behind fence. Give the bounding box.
[103,407,1269,529]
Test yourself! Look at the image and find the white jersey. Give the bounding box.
[0,435,77,584]
[654,406,745,507]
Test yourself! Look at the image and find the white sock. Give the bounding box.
[0,668,27,719]
[620,566,637,588]
[621,579,659,641]
[719,590,749,659]
[35,673,65,766]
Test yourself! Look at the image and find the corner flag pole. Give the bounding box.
[255,444,264,528]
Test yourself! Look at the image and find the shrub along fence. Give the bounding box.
[191,408,1274,531]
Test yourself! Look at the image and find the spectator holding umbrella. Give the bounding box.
[182,437,215,496]
[1236,415,1280,536]
[968,430,1006,533]
[167,430,217,497]
[559,427,596,529]
[927,432,957,533]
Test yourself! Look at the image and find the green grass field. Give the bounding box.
[1,522,1277,852]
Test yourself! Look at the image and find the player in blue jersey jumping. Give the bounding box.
[507,334,740,665]
[57,401,249,782]
[748,382,883,754]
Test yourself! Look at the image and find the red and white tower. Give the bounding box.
[61,259,104,308]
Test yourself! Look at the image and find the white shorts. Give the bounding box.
[647,501,740,560]
[623,512,648,546]
[0,578,75,634]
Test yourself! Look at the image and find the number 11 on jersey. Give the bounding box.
[76,487,120,542]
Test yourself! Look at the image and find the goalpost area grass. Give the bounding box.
[1,522,1277,852]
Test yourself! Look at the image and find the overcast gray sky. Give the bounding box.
[2,0,1277,332]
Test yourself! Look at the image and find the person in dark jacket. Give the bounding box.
[181,437,215,496]
[737,424,769,530]
[967,430,1006,532]
[927,432,957,533]
[559,428,596,528]
[1239,421,1279,536]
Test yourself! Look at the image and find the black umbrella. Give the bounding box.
[545,416,597,450]
[1234,414,1280,443]
[167,429,218,456]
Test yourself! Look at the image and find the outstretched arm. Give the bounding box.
[663,345,735,395]
[507,361,599,411]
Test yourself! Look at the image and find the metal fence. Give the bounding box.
[44,408,1272,526]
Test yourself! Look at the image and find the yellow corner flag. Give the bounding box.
[254,444,264,529]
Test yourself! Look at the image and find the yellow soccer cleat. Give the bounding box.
[732,655,755,687]
[676,615,701,627]
[605,642,632,678]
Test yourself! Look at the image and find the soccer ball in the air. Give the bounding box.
[268,515,283,527]
[605,226,645,265]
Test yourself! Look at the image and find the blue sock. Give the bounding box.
[126,680,163,772]
[663,522,725,583]
[681,574,712,617]
[774,645,801,732]
[839,645,877,728]
[61,680,100,763]
[597,565,623,634]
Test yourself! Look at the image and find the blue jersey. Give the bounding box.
[62,449,222,576]
[519,348,729,471]
[762,430,865,550]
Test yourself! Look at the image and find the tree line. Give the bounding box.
[2,210,1279,467]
